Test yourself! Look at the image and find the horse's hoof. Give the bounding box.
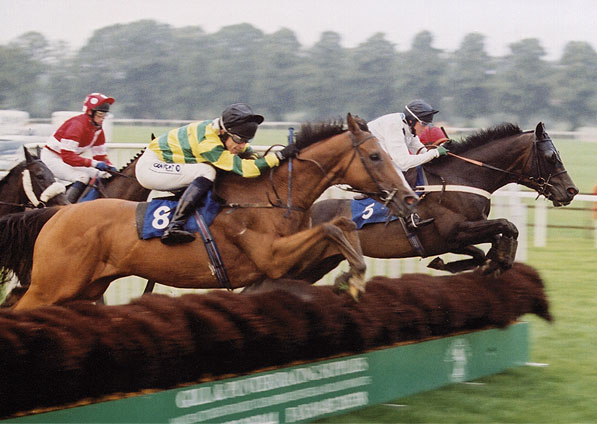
[347,275,366,301]
[333,272,365,301]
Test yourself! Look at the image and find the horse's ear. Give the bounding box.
[23,146,34,162]
[346,113,362,134]
[535,122,546,138]
[151,133,156,141]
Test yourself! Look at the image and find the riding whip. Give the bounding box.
[285,127,294,218]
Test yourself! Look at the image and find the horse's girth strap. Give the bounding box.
[415,185,491,199]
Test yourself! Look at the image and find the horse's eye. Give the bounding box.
[546,152,558,165]
[369,152,381,161]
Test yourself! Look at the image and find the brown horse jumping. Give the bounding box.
[0,114,418,310]
[308,122,578,279]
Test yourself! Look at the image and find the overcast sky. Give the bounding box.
[1,0,596,60]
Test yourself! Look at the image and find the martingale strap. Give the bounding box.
[194,211,231,291]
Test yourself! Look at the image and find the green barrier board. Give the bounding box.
[9,322,529,423]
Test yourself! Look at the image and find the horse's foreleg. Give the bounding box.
[231,216,366,296]
[452,218,519,244]
[451,218,519,273]
[428,245,486,273]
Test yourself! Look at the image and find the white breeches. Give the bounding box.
[135,148,216,191]
[40,148,106,184]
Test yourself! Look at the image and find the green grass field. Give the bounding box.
[115,125,596,422]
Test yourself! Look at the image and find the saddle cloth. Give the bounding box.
[350,165,425,229]
[350,197,398,229]
[136,191,220,240]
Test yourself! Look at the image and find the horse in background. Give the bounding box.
[308,122,578,281]
[0,147,68,305]
[0,147,67,215]
[76,149,150,202]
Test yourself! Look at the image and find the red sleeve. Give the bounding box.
[91,132,111,164]
[60,150,93,167]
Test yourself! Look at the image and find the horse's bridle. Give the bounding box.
[524,134,567,199]
[445,132,567,200]
[346,132,399,206]
[223,131,400,213]
[0,160,65,209]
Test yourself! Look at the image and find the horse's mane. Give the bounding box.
[444,123,523,154]
[0,161,27,190]
[295,119,346,149]
[118,148,146,172]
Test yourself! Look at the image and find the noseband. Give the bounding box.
[525,135,567,199]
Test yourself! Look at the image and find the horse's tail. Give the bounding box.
[0,207,61,286]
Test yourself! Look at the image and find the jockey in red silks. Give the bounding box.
[41,92,118,202]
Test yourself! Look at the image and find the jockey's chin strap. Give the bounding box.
[21,169,66,209]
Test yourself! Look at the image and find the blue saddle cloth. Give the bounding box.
[351,165,425,229]
[350,197,398,229]
[138,191,221,240]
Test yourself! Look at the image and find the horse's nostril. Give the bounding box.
[568,187,579,196]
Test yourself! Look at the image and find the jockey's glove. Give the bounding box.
[95,161,117,173]
[436,145,449,156]
[275,144,300,161]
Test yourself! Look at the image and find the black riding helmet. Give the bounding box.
[403,99,439,134]
[221,103,264,141]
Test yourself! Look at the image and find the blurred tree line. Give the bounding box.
[1,20,597,130]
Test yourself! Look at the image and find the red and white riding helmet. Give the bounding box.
[82,93,115,113]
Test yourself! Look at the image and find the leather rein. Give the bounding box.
[222,131,398,214]
[437,133,568,200]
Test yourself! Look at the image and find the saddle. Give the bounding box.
[135,191,230,290]
[135,191,220,240]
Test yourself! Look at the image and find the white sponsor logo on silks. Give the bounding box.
[152,162,182,173]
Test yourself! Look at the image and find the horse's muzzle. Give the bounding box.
[382,189,418,218]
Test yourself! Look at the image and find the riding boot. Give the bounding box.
[66,181,87,203]
[161,177,213,245]
[405,212,435,232]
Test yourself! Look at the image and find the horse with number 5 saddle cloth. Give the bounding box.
[305,122,578,282]
[0,114,419,310]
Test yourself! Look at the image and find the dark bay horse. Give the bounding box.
[0,148,68,215]
[77,149,150,202]
[0,148,68,305]
[309,122,578,278]
[0,114,418,310]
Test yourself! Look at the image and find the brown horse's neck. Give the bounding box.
[420,132,534,194]
[217,134,351,213]
[103,157,151,202]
